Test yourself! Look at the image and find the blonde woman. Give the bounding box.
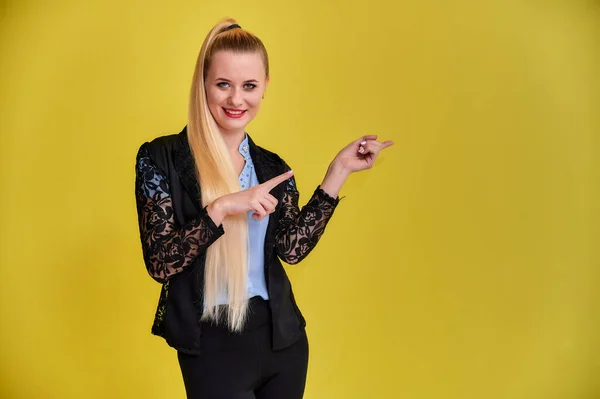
[134,18,393,399]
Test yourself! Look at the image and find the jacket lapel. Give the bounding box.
[247,134,285,267]
[247,134,280,184]
[173,127,284,212]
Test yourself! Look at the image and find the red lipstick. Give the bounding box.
[223,108,247,118]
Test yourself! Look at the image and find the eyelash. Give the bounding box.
[217,82,257,90]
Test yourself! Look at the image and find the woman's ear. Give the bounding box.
[263,75,270,99]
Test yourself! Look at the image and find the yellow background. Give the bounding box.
[1,0,598,398]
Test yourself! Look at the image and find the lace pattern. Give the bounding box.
[275,163,340,264]
[135,144,224,283]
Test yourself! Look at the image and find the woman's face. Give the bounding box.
[205,50,269,136]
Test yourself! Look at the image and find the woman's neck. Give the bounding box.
[220,128,246,153]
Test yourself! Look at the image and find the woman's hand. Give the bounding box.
[333,135,394,174]
[319,135,394,198]
[206,170,294,225]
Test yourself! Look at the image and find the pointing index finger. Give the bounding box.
[262,170,294,191]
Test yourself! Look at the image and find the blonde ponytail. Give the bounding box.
[187,18,260,331]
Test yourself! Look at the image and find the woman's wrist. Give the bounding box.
[320,160,350,198]
[206,198,226,226]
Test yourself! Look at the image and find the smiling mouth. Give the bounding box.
[223,108,247,118]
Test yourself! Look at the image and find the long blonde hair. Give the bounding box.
[187,18,270,331]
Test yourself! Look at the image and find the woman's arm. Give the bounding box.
[275,163,340,265]
[135,144,224,283]
[275,135,394,264]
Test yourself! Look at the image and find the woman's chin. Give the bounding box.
[217,121,248,134]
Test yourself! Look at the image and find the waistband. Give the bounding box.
[202,296,271,332]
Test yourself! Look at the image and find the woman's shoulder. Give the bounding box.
[136,127,187,161]
[141,127,186,152]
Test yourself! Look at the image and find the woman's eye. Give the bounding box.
[216,82,256,90]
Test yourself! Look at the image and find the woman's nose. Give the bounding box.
[228,88,242,106]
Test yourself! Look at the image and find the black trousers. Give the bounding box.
[177,297,309,399]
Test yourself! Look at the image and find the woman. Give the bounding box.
[134,18,393,399]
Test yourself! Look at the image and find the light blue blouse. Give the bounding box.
[215,133,269,304]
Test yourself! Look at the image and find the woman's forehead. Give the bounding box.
[207,51,266,79]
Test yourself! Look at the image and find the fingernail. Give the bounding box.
[360,141,367,145]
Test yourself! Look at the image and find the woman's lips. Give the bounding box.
[223,108,247,118]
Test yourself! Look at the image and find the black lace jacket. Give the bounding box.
[134,127,341,354]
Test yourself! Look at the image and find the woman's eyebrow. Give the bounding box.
[215,78,259,83]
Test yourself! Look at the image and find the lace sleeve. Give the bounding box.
[275,163,340,264]
[135,144,224,283]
